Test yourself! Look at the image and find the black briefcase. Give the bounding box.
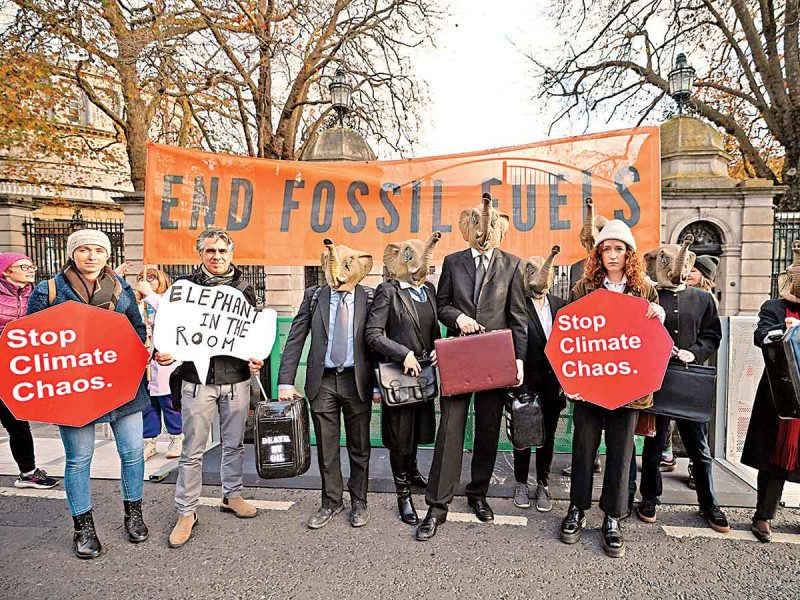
[253,398,312,479]
[505,392,545,449]
[763,333,800,419]
[648,361,716,423]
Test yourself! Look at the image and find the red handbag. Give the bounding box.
[434,329,517,396]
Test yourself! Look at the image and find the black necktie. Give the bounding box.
[330,292,350,367]
[473,255,486,305]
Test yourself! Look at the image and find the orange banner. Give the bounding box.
[144,127,660,266]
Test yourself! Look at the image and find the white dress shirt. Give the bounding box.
[532,295,553,339]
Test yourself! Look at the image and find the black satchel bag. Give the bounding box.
[505,392,545,449]
[648,360,716,423]
[375,361,437,407]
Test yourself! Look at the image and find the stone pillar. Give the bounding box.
[265,266,306,316]
[0,196,36,255]
[113,191,145,284]
[739,186,776,314]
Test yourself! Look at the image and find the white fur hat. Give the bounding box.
[594,219,637,251]
[67,229,111,258]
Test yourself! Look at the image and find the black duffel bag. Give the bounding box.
[648,360,716,423]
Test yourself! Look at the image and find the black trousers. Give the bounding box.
[513,394,563,487]
[309,371,371,509]
[570,402,638,518]
[754,470,786,521]
[640,415,718,510]
[0,400,35,473]
[425,389,506,519]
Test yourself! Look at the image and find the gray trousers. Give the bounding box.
[175,380,250,516]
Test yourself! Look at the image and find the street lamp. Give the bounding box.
[668,53,696,115]
[329,68,352,127]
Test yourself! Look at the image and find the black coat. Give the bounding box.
[657,286,721,364]
[278,284,374,403]
[436,248,528,359]
[523,293,567,413]
[178,265,256,386]
[741,298,800,482]
[365,281,440,362]
[365,281,439,449]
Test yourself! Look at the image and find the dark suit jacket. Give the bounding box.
[436,248,528,359]
[524,294,567,405]
[366,281,440,363]
[277,284,373,403]
[657,286,721,364]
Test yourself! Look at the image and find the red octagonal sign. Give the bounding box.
[0,301,149,427]
[545,289,673,410]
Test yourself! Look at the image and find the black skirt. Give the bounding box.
[381,399,436,454]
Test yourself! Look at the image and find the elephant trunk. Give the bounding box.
[792,240,800,268]
[476,193,492,248]
[535,245,561,290]
[580,198,595,246]
[324,238,346,284]
[669,234,694,282]
[418,232,442,279]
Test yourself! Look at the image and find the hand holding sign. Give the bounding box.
[545,289,673,410]
[152,280,277,382]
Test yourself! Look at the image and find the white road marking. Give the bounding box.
[0,486,67,499]
[0,487,294,511]
[417,510,527,526]
[197,497,294,511]
[662,525,800,545]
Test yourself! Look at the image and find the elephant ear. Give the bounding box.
[685,251,697,276]
[643,249,658,279]
[495,210,511,241]
[459,208,473,243]
[357,253,374,278]
[383,243,402,277]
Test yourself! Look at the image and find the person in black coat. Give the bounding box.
[277,240,375,530]
[366,234,442,525]
[415,194,527,542]
[512,246,567,513]
[742,241,800,542]
[638,237,727,532]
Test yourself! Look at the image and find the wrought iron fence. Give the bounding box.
[771,212,800,297]
[23,213,125,283]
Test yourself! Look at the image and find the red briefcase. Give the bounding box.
[435,329,518,397]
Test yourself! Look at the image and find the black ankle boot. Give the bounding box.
[72,510,101,559]
[393,471,419,525]
[124,500,149,543]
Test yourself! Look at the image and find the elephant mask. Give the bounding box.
[321,239,373,293]
[643,234,696,290]
[459,193,510,253]
[521,246,561,299]
[384,233,442,286]
[579,198,609,253]
[779,241,800,303]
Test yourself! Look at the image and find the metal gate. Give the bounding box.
[771,212,800,297]
[23,211,125,282]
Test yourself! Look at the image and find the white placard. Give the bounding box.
[153,280,277,382]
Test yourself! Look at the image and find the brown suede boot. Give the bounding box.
[221,496,257,518]
[168,513,198,548]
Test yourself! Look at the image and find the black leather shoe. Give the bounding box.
[751,520,772,543]
[397,493,419,525]
[349,500,370,527]
[73,510,102,559]
[559,505,585,544]
[415,512,443,541]
[602,514,626,558]
[307,505,343,529]
[123,499,149,543]
[467,497,494,522]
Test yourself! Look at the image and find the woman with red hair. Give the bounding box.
[558,220,664,558]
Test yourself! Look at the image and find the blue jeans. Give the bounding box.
[143,394,182,437]
[59,412,144,516]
